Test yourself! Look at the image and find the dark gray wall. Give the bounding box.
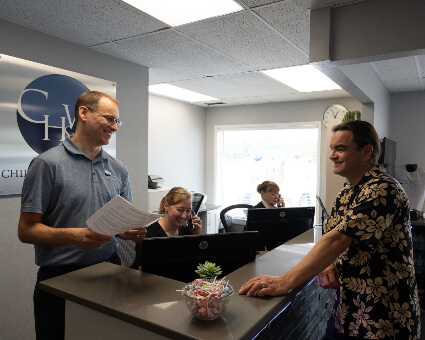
[390,91,425,168]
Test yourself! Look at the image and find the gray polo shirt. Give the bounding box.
[21,138,133,267]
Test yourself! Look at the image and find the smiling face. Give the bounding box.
[164,198,192,229]
[329,130,372,185]
[83,96,119,146]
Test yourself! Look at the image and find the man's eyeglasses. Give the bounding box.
[86,106,122,127]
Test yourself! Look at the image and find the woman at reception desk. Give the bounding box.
[134,187,202,269]
[253,180,285,208]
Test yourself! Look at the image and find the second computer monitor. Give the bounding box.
[246,207,315,251]
[141,231,259,282]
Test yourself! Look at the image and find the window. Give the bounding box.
[215,123,320,216]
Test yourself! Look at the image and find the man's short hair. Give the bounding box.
[74,91,119,123]
[332,120,381,165]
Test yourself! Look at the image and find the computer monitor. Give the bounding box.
[140,231,259,282]
[246,207,315,251]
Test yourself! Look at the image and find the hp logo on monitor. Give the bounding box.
[280,211,286,218]
[199,241,209,250]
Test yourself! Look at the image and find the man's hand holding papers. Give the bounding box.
[86,195,162,242]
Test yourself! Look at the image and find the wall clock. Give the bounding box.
[322,104,347,127]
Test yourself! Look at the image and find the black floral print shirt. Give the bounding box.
[325,167,421,339]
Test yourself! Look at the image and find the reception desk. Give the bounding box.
[40,228,334,340]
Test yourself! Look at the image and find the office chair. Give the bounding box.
[219,204,253,233]
[117,238,136,268]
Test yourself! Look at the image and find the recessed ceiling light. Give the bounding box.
[123,0,243,26]
[262,65,341,92]
[149,84,219,102]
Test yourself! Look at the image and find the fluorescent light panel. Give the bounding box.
[149,84,218,102]
[123,0,243,26]
[262,65,341,92]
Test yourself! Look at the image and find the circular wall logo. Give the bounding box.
[16,74,89,154]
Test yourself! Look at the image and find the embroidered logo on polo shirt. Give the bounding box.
[105,170,112,177]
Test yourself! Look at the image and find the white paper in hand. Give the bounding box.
[86,195,162,236]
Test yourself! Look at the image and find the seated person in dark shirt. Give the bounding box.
[134,187,202,269]
[253,181,285,208]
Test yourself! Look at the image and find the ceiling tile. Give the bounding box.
[168,78,238,99]
[116,30,253,76]
[254,1,310,54]
[298,0,366,10]
[416,55,425,78]
[221,92,312,106]
[0,0,167,46]
[384,79,423,93]
[2,0,422,106]
[176,11,308,70]
[371,57,419,81]
[239,0,283,8]
[92,42,204,84]
[212,72,295,97]
[149,67,203,85]
[303,89,351,100]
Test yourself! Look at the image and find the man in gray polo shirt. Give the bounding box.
[18,91,147,340]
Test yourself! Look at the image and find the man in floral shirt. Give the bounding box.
[239,121,420,339]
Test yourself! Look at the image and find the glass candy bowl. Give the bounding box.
[181,278,234,321]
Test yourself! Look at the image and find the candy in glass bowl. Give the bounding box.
[180,277,234,321]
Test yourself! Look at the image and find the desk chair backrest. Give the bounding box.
[219,204,253,233]
[117,238,136,268]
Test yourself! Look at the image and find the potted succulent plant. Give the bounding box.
[195,261,223,278]
[341,110,361,123]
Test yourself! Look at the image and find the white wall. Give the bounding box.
[148,95,207,193]
[390,91,425,168]
[0,19,149,339]
[205,97,365,207]
[340,63,391,137]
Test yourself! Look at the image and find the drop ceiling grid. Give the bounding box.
[92,41,206,84]
[211,72,296,96]
[303,89,350,100]
[301,0,366,9]
[239,0,284,8]
[415,55,425,79]
[253,1,310,55]
[0,1,103,46]
[166,77,239,99]
[149,66,205,85]
[0,0,167,46]
[1,0,423,106]
[65,0,167,44]
[170,72,294,99]
[371,57,420,81]
[176,10,308,70]
[384,78,423,93]
[113,30,253,77]
[222,92,312,105]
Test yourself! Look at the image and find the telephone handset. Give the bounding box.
[188,211,196,231]
[188,193,205,231]
[277,194,283,208]
[188,202,202,231]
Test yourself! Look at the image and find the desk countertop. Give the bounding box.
[40,230,318,340]
[199,203,220,212]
